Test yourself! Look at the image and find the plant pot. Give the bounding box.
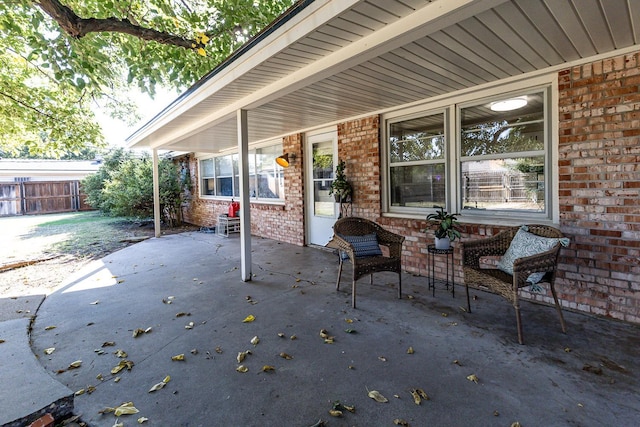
[435,236,451,250]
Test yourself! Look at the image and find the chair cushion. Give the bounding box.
[496,226,567,284]
[340,233,383,259]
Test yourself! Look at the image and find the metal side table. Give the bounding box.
[427,244,455,298]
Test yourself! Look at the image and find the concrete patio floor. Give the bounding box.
[24,232,640,426]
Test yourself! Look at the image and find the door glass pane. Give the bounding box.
[312,141,334,217]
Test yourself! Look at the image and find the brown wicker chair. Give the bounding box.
[461,225,567,344]
[326,217,405,308]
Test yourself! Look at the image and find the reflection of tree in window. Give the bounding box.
[461,115,543,157]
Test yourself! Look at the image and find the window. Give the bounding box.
[460,91,546,214]
[199,142,284,201]
[385,86,552,221]
[389,112,446,210]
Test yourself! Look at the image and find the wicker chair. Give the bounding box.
[326,217,405,308]
[461,225,567,344]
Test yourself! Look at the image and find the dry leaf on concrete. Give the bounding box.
[367,389,388,403]
[242,314,255,323]
[171,354,185,361]
[236,365,249,373]
[251,336,260,346]
[467,374,479,384]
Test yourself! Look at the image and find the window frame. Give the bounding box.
[382,77,558,225]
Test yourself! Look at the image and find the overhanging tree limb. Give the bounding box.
[36,0,199,49]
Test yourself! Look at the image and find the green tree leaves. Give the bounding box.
[1,0,294,157]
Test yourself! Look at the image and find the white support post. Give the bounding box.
[237,109,252,281]
[152,148,161,238]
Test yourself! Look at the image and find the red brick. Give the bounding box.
[29,413,54,427]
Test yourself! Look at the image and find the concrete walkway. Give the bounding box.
[7,232,640,426]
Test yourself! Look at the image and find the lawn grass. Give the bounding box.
[34,212,151,259]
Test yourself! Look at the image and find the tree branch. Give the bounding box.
[36,0,198,49]
[0,90,60,123]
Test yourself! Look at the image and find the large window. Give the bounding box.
[460,91,545,214]
[385,87,552,221]
[199,142,284,201]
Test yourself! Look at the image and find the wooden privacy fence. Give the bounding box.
[0,181,92,216]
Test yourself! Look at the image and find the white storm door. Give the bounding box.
[306,131,338,246]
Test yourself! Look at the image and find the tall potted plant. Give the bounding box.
[328,160,352,203]
[425,207,461,250]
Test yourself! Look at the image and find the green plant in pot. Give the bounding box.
[425,207,461,250]
[328,160,352,203]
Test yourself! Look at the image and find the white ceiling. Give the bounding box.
[128,0,640,153]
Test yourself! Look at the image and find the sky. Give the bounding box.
[94,88,178,148]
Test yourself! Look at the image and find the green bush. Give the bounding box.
[82,148,185,226]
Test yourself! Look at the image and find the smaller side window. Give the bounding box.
[200,158,215,196]
[388,112,446,211]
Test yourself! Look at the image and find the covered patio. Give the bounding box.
[27,232,640,426]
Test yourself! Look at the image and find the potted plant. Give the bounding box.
[328,160,352,203]
[425,207,461,250]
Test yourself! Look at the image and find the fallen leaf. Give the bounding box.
[261,365,275,372]
[68,360,82,369]
[132,328,145,338]
[111,360,134,374]
[251,336,260,346]
[115,349,128,358]
[407,295,415,300]
[114,376,121,383]
[185,321,194,329]
[176,312,189,317]
[44,347,55,355]
[367,389,388,403]
[171,354,185,361]
[407,346,414,354]
[564,347,572,353]
[378,356,387,362]
[319,329,329,339]
[348,365,355,370]
[324,337,334,344]
[394,419,410,426]
[342,404,355,413]
[96,373,104,381]
[344,329,357,334]
[453,359,462,366]
[236,365,249,373]
[416,388,429,401]
[144,327,152,333]
[410,389,421,405]
[90,300,100,305]
[102,341,116,347]
[149,375,170,392]
[290,335,297,340]
[242,314,255,323]
[277,332,285,338]
[75,389,85,396]
[114,402,139,416]
[94,349,106,355]
[441,313,448,317]
[328,409,342,417]
[511,423,522,427]
[87,385,96,394]
[137,417,149,424]
[345,318,353,323]
[44,325,56,331]
[467,374,479,384]
[493,410,500,416]
[215,346,223,354]
[279,352,293,360]
[237,350,251,363]
[113,421,123,427]
[190,348,198,354]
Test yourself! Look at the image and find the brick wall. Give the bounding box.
[557,51,640,322]
[337,116,382,219]
[177,133,305,246]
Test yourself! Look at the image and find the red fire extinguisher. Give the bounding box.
[228,199,240,217]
